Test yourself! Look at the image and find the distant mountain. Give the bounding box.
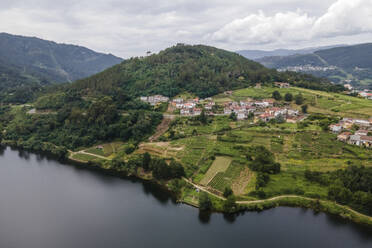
[256,43,372,89]
[0,33,123,102]
[236,45,345,60]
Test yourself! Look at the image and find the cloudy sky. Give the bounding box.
[1,0,372,58]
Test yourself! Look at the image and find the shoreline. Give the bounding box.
[2,143,372,228]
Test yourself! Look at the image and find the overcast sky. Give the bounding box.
[1,0,371,58]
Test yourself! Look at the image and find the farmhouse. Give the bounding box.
[355,130,369,136]
[349,135,361,146]
[354,119,370,127]
[360,136,372,148]
[329,124,342,133]
[337,132,351,142]
[237,113,246,120]
[140,95,169,105]
[192,108,202,116]
[274,82,290,88]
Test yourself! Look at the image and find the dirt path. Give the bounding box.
[183,178,225,200]
[149,115,174,142]
[69,150,111,161]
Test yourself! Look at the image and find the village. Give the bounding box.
[330,118,372,148]
[140,83,306,124]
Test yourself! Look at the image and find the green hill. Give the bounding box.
[72,44,340,99]
[0,33,123,103]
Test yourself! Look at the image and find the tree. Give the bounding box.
[229,112,237,121]
[256,172,270,189]
[223,187,233,198]
[198,109,208,124]
[246,146,280,174]
[151,159,171,180]
[142,152,151,171]
[284,93,293,102]
[275,114,285,124]
[169,160,185,178]
[295,94,304,105]
[199,192,212,211]
[223,195,237,213]
[301,104,308,113]
[272,90,282,100]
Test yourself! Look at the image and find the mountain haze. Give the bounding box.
[236,45,345,60]
[256,43,372,89]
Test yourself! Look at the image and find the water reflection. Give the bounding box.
[0,146,371,248]
[198,211,211,224]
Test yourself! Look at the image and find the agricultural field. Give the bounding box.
[71,153,104,163]
[140,111,372,199]
[200,156,232,185]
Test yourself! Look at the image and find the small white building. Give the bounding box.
[329,124,342,133]
[237,113,246,120]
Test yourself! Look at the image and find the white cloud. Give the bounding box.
[209,0,372,48]
[0,0,371,57]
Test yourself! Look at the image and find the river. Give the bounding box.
[0,146,371,248]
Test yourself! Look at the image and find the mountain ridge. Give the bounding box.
[0,32,123,102]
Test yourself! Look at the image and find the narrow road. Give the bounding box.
[183,178,225,200]
[149,114,175,142]
[238,195,372,221]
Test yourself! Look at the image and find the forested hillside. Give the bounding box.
[72,44,342,99]
[0,33,123,103]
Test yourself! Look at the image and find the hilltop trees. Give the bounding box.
[272,90,282,100]
[301,104,308,113]
[295,94,304,105]
[284,93,293,102]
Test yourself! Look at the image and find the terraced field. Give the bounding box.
[200,156,232,185]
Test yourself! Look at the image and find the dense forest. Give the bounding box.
[0,90,162,157]
[71,44,343,99]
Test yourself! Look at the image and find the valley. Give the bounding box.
[0,44,371,227]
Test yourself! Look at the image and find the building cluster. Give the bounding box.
[277,65,337,73]
[140,95,169,106]
[223,99,302,122]
[330,118,372,148]
[170,97,215,116]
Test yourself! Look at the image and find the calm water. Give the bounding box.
[0,146,371,248]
